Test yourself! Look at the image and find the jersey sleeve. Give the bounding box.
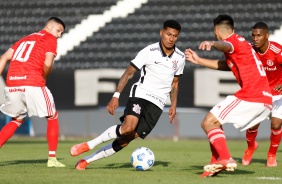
[277,50,282,64]
[130,47,149,70]
[175,58,185,76]
[46,36,57,56]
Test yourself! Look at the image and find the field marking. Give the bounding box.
[56,0,148,60]
[256,177,282,180]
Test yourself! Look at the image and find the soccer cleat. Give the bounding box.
[242,142,258,165]
[70,142,90,156]
[204,158,237,172]
[266,155,277,167]
[47,157,66,167]
[200,171,221,178]
[75,159,88,170]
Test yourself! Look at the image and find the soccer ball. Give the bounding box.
[131,147,155,171]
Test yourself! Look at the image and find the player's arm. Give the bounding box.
[169,76,179,123]
[0,48,14,75]
[199,40,233,53]
[43,52,55,80]
[185,48,230,71]
[106,64,137,115]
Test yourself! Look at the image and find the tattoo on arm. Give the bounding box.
[116,65,136,93]
[213,41,232,53]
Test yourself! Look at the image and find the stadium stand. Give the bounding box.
[0,0,282,70]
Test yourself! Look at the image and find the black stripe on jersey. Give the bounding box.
[130,62,140,71]
[140,66,146,83]
[131,85,137,97]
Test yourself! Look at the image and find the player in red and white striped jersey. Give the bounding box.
[185,14,272,177]
[0,17,66,167]
[242,22,282,167]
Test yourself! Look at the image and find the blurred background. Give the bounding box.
[0,0,281,140]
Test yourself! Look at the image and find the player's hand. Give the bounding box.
[199,41,213,51]
[274,84,282,93]
[106,98,119,115]
[185,49,200,65]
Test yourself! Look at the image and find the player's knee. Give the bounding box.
[47,111,58,120]
[120,124,135,135]
[11,118,24,127]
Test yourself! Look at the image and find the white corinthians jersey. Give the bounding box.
[130,42,185,109]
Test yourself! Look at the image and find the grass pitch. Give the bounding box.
[0,137,281,184]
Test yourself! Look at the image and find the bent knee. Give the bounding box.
[47,111,58,120]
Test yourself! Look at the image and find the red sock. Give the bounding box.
[210,142,219,163]
[268,128,282,156]
[207,128,231,160]
[246,129,258,148]
[0,120,22,147]
[47,112,59,157]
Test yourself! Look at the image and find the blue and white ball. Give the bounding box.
[131,147,155,171]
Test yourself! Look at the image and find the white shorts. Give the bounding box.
[0,86,56,119]
[210,95,271,131]
[271,95,282,119]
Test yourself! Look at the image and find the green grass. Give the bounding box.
[0,137,281,184]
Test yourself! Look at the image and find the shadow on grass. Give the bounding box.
[233,156,266,165]
[190,165,255,177]
[85,160,171,170]
[0,158,65,166]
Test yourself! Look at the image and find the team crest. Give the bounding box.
[132,104,141,114]
[266,59,274,66]
[172,60,178,70]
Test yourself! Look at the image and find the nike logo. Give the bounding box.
[154,61,161,64]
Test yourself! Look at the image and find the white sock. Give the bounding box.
[87,125,120,149]
[84,143,116,163]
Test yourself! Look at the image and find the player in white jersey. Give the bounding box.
[69,20,185,170]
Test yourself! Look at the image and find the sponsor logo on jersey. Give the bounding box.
[132,104,141,114]
[146,94,165,106]
[264,66,277,71]
[9,75,27,80]
[9,88,25,92]
[150,47,160,52]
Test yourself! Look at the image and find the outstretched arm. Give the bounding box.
[185,48,230,71]
[106,64,137,115]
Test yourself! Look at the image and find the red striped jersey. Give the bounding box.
[7,30,57,87]
[224,33,272,104]
[256,41,282,95]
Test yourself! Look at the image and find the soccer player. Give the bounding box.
[242,22,282,167]
[70,20,185,170]
[0,17,66,167]
[185,14,272,177]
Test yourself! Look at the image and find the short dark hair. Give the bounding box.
[163,20,181,32]
[252,21,268,30]
[48,17,66,30]
[213,14,234,29]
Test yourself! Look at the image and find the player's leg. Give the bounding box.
[70,124,123,156]
[25,86,65,167]
[45,111,65,167]
[0,118,24,147]
[267,95,282,167]
[0,86,27,148]
[267,117,282,167]
[242,124,259,165]
[76,132,138,170]
[70,114,140,156]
